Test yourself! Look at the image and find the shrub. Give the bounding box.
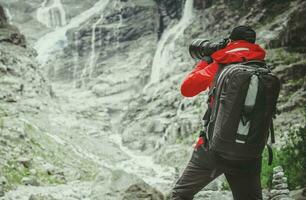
[261,108,306,189]
[280,123,306,189]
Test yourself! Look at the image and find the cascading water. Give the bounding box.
[37,0,67,28]
[80,0,124,87]
[80,15,105,86]
[35,0,111,64]
[144,0,194,91]
[72,31,80,83]
[4,8,13,24]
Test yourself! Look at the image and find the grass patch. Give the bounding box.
[0,119,98,190]
[2,160,31,186]
[267,48,304,65]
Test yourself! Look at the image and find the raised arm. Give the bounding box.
[180,60,218,97]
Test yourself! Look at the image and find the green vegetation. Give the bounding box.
[2,160,66,190]
[267,48,304,65]
[2,160,31,186]
[221,181,230,190]
[261,109,306,189]
[261,147,282,188]
[280,123,306,189]
[0,118,98,191]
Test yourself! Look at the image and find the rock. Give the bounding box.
[147,119,166,133]
[21,176,39,186]
[122,183,165,200]
[0,177,7,186]
[273,166,284,173]
[270,189,290,196]
[290,188,306,200]
[29,169,37,175]
[273,172,285,180]
[273,177,288,185]
[0,6,26,47]
[17,157,32,168]
[194,191,232,200]
[90,168,164,200]
[269,166,292,200]
[270,195,292,200]
[0,186,4,197]
[42,163,58,175]
[280,1,306,51]
[29,194,56,200]
[274,183,289,190]
[273,62,306,84]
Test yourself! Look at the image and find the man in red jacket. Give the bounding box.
[172,26,265,200]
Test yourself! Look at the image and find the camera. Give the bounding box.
[189,38,230,60]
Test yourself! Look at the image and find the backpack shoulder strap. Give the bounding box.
[270,119,275,144]
[267,118,276,166]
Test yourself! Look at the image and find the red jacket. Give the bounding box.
[181,40,266,97]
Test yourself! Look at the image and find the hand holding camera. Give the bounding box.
[189,38,230,62]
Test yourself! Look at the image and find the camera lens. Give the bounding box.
[189,39,209,60]
[189,38,229,60]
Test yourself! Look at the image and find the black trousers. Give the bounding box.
[172,144,263,200]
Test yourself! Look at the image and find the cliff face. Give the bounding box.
[0,5,100,199]
[0,0,305,199]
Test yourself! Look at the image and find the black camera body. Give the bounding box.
[189,38,229,61]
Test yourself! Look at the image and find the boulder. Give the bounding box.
[290,188,306,200]
[21,176,39,186]
[0,177,7,186]
[17,157,32,168]
[122,183,164,200]
[29,194,57,200]
[273,62,306,84]
[0,5,26,47]
[0,185,4,197]
[90,167,165,200]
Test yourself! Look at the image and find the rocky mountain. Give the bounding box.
[0,0,305,199]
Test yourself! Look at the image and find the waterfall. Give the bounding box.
[144,0,194,91]
[80,15,105,86]
[35,0,111,64]
[4,8,13,24]
[72,31,80,84]
[37,0,67,28]
[80,0,124,87]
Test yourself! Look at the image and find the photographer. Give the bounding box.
[172,26,266,200]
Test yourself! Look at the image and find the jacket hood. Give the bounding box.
[211,40,266,64]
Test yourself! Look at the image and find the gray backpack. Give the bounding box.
[203,61,280,164]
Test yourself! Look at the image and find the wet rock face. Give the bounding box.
[259,0,306,50]
[155,0,184,20]
[0,5,26,47]
[0,5,49,103]
[281,1,306,51]
[0,4,7,26]
[194,0,213,9]
[52,0,158,84]
[154,0,184,38]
